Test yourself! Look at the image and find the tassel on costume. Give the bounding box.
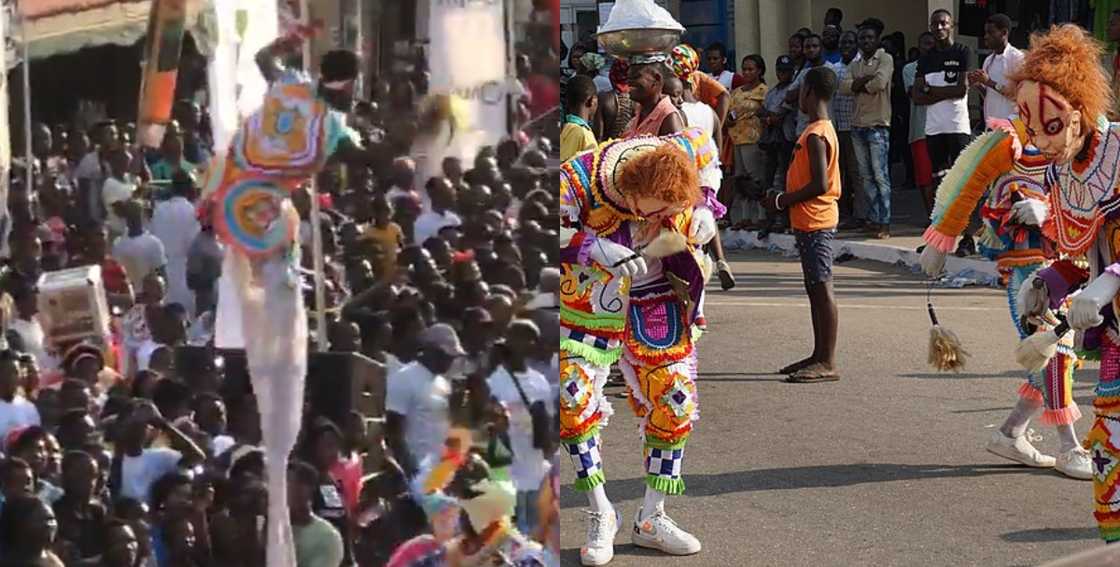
[927,300,970,372]
[1015,317,1071,374]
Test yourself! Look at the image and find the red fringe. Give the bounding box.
[1018,382,1044,403]
[1040,404,1082,426]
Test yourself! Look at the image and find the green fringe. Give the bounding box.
[690,325,703,342]
[645,436,688,450]
[646,474,685,496]
[561,339,620,366]
[562,425,600,446]
[1077,348,1102,362]
[560,306,626,331]
[1100,526,1120,542]
[572,471,606,492]
[489,466,512,483]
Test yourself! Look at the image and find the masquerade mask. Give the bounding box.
[1016,80,1084,164]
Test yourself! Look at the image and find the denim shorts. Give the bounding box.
[794,229,836,284]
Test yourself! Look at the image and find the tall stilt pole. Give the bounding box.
[20,8,31,196]
[301,0,328,352]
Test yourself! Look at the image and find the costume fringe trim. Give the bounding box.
[561,417,602,445]
[573,471,606,492]
[922,226,957,253]
[645,475,685,496]
[560,307,626,332]
[1040,403,1082,426]
[1094,395,1120,415]
[930,130,1015,238]
[560,339,620,367]
[645,436,689,450]
[1017,382,1044,403]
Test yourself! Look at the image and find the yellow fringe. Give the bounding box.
[937,135,1016,238]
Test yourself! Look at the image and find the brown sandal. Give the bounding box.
[785,363,840,383]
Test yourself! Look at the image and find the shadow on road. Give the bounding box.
[559,543,670,565]
[898,370,1027,380]
[561,463,1051,510]
[1000,527,1098,543]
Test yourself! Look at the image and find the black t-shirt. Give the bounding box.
[916,42,972,87]
[916,43,973,135]
[312,474,354,565]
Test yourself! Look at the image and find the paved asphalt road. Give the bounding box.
[559,250,1108,567]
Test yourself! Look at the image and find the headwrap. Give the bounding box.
[670,44,700,89]
[609,59,630,93]
[579,52,607,73]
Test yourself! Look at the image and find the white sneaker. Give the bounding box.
[1055,446,1094,480]
[632,509,702,556]
[580,508,620,566]
[986,429,1056,467]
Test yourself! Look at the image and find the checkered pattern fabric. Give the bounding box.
[645,446,684,480]
[568,435,603,481]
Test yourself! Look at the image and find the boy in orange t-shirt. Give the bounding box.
[764,65,841,383]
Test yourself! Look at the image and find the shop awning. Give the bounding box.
[19,0,205,60]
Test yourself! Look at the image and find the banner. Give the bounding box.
[206,0,278,157]
[137,0,188,148]
[425,0,510,180]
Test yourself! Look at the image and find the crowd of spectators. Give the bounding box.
[562,6,1037,252]
[0,36,560,567]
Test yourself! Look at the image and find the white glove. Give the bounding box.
[1010,198,1049,227]
[919,245,948,278]
[587,236,648,278]
[688,207,717,245]
[1070,273,1120,330]
[1016,274,1050,320]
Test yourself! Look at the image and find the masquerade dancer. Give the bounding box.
[559,125,716,565]
[1002,24,1120,540]
[919,116,1092,480]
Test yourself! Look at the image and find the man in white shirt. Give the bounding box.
[412,178,462,244]
[704,42,736,90]
[486,320,552,535]
[102,148,138,239]
[0,350,39,445]
[6,277,50,371]
[112,200,168,289]
[150,172,201,314]
[113,399,205,503]
[385,322,463,476]
[968,13,1023,124]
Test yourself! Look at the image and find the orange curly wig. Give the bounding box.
[1008,24,1112,126]
[616,144,702,209]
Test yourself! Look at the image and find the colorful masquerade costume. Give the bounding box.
[1028,118,1120,540]
[922,123,1080,426]
[559,127,715,496]
[200,67,358,566]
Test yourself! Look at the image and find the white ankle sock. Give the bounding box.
[1001,398,1041,438]
[1056,424,1080,454]
[640,485,666,521]
[588,484,612,514]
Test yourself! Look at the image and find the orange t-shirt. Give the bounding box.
[692,72,728,113]
[786,119,840,232]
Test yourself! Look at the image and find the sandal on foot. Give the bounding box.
[779,358,815,375]
[717,260,736,290]
[785,363,840,383]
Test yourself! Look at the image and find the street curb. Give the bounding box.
[721,229,1000,285]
